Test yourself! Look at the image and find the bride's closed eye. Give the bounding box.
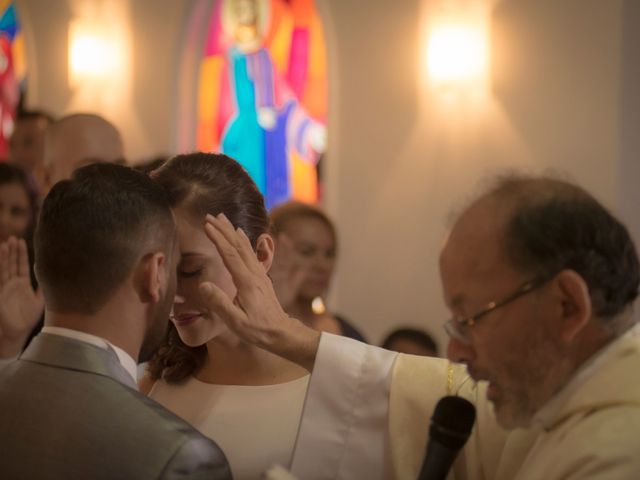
[178,267,203,278]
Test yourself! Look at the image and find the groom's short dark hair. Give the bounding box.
[35,163,175,314]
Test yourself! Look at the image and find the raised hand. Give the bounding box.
[199,214,320,371]
[0,237,44,358]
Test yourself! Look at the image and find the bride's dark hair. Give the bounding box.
[147,152,269,382]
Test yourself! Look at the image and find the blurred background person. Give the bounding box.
[269,201,365,342]
[7,109,54,196]
[0,112,126,362]
[0,162,37,245]
[381,327,439,357]
[0,163,42,360]
[43,113,125,192]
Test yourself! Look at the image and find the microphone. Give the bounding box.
[417,395,476,480]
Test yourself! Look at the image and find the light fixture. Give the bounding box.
[423,2,490,91]
[428,25,487,84]
[69,20,119,87]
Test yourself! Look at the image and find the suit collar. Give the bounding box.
[40,326,138,382]
[20,333,138,390]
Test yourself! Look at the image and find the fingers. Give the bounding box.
[0,240,8,288]
[7,237,18,280]
[199,281,244,330]
[0,237,20,287]
[234,225,265,276]
[203,221,253,289]
[209,213,259,269]
[17,239,30,279]
[204,214,264,277]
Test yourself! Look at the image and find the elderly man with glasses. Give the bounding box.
[438,174,640,478]
[198,173,640,479]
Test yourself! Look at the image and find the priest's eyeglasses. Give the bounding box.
[444,275,553,344]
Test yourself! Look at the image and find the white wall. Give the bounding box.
[619,0,640,249]
[321,0,630,348]
[16,0,192,161]
[16,0,637,350]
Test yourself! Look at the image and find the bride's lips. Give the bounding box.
[172,313,202,327]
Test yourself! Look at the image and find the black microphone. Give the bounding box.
[417,395,476,480]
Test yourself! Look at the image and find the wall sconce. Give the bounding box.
[423,4,489,91]
[428,26,487,83]
[64,2,136,152]
[68,19,125,89]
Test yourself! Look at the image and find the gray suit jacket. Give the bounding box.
[0,333,232,480]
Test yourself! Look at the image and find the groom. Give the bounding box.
[0,163,231,479]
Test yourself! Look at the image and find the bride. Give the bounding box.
[142,152,310,479]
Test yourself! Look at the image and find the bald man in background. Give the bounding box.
[0,112,127,361]
[43,113,125,192]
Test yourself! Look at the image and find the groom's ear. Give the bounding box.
[134,251,166,303]
[255,233,275,271]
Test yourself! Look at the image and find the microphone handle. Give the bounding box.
[417,441,460,480]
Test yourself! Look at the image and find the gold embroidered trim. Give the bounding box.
[447,362,455,395]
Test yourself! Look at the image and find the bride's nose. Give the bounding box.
[173,294,185,304]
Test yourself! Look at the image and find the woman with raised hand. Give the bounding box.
[0,163,43,360]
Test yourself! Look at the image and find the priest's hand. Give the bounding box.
[199,214,320,372]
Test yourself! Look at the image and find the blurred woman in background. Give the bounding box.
[381,327,439,357]
[269,201,366,342]
[0,163,42,358]
[0,163,37,244]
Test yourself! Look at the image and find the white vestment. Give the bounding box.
[290,333,531,480]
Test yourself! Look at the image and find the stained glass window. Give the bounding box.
[196,0,327,209]
[0,1,25,159]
